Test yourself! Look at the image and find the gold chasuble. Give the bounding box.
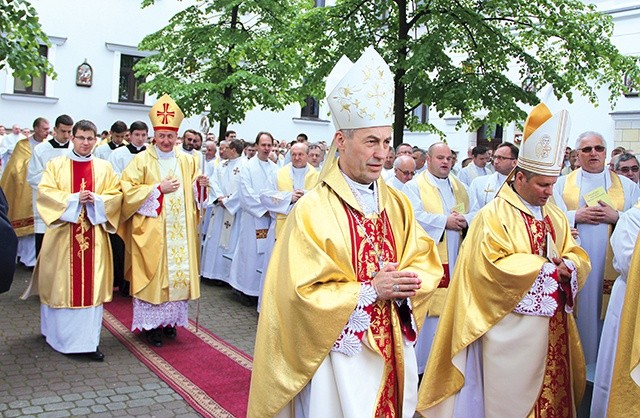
[418,185,591,417]
[35,157,121,308]
[119,146,201,305]
[248,162,443,417]
[415,172,469,316]
[0,139,35,236]
[274,163,318,237]
[607,232,640,416]
[562,169,625,317]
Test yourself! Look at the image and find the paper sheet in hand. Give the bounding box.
[546,232,560,262]
[583,186,613,207]
[450,202,465,214]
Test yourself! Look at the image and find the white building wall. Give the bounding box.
[2,0,640,152]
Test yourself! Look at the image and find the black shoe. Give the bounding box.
[145,329,162,347]
[238,293,258,307]
[163,326,177,339]
[88,348,105,361]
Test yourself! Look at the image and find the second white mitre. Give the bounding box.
[325,46,394,130]
[517,103,571,176]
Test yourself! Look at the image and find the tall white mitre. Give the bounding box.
[517,103,571,176]
[325,46,395,130]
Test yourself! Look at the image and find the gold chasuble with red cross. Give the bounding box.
[35,156,121,308]
[248,162,443,418]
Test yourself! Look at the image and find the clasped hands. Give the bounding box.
[552,257,572,284]
[78,190,94,204]
[575,201,618,225]
[371,262,422,300]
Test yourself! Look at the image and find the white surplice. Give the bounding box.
[553,169,640,364]
[468,171,507,213]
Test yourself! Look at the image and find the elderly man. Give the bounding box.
[468,142,519,211]
[1,117,50,268]
[419,104,591,418]
[403,142,474,376]
[413,147,427,174]
[34,119,122,360]
[307,143,324,169]
[0,124,25,168]
[614,152,639,184]
[457,145,491,186]
[119,95,208,347]
[553,131,640,365]
[387,155,415,189]
[248,46,442,418]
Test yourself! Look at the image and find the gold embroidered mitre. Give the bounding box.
[325,46,394,130]
[517,103,570,176]
[149,94,185,132]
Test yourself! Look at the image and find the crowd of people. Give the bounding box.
[1,45,640,417]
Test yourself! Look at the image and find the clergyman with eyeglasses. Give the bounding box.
[468,142,519,212]
[553,131,640,366]
[613,152,640,184]
[386,155,416,189]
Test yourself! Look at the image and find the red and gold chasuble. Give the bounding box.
[344,203,409,418]
[70,161,95,307]
[520,212,574,418]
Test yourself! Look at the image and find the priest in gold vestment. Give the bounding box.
[34,120,121,361]
[248,47,443,418]
[418,104,591,418]
[119,94,208,348]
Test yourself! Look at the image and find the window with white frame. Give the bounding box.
[13,45,48,95]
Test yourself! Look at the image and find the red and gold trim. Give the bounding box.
[69,160,95,308]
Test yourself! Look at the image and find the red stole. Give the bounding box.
[344,204,402,417]
[70,160,95,307]
[520,212,574,418]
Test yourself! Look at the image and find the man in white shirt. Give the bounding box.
[27,114,74,258]
[458,145,490,186]
[228,132,278,306]
[108,121,148,175]
[468,142,518,212]
[94,121,127,161]
[553,131,640,365]
[413,147,427,174]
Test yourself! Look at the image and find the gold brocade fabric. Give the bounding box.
[561,169,624,317]
[118,146,201,305]
[418,184,590,414]
[275,163,318,238]
[606,232,640,417]
[35,157,122,308]
[0,139,35,236]
[247,161,443,418]
[415,172,469,316]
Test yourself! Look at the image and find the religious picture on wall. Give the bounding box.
[76,62,93,87]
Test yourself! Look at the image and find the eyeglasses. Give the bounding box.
[74,135,96,142]
[396,168,415,176]
[493,155,516,161]
[578,145,606,153]
[618,166,640,174]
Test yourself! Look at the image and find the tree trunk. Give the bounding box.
[393,0,409,148]
[218,5,239,142]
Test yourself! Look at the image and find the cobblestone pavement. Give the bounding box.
[0,264,259,417]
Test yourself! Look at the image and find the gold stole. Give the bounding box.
[70,161,95,307]
[0,139,34,236]
[416,172,469,316]
[562,169,624,317]
[274,165,318,238]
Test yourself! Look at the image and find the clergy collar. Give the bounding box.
[109,141,126,150]
[48,138,69,148]
[426,171,450,184]
[291,165,308,174]
[69,149,93,161]
[127,143,146,154]
[514,191,543,220]
[154,145,175,159]
[581,168,606,178]
[181,147,194,155]
[342,172,375,194]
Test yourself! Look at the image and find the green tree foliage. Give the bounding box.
[291,0,640,144]
[0,0,54,85]
[136,0,311,138]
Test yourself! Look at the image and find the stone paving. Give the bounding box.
[0,265,259,418]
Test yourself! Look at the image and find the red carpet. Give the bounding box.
[103,294,252,418]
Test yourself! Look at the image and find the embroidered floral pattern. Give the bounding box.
[332,282,376,356]
[514,262,559,317]
[137,186,161,217]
